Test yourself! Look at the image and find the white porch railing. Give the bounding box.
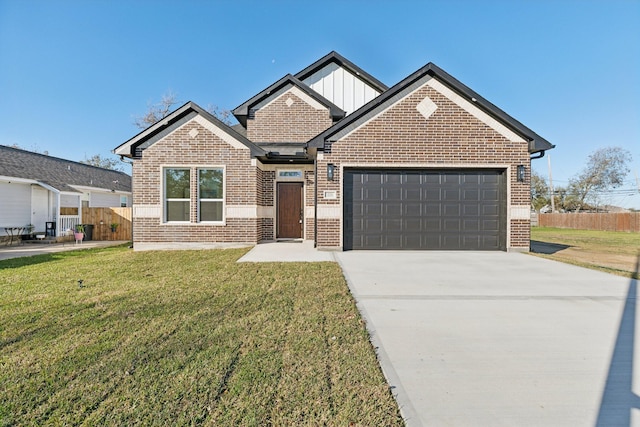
[58,215,80,236]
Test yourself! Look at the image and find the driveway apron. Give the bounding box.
[334,251,639,427]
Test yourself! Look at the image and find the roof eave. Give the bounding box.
[232,74,345,125]
[295,51,389,93]
[309,62,554,154]
[116,102,266,159]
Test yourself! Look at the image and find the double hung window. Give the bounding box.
[164,167,224,223]
[198,168,224,222]
[165,168,191,222]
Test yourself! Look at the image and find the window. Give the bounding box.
[198,168,224,222]
[165,168,190,221]
[120,195,128,207]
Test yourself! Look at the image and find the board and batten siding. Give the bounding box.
[0,182,31,227]
[302,62,380,115]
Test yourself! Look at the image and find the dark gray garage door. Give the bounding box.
[343,169,506,250]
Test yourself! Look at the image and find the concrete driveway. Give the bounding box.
[334,251,639,427]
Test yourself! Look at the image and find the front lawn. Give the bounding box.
[0,246,403,426]
[531,227,640,279]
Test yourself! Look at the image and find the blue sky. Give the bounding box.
[1,0,639,208]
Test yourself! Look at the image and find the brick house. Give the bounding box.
[114,51,554,251]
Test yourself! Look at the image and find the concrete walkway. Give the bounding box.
[237,240,335,262]
[0,240,129,261]
[334,251,639,426]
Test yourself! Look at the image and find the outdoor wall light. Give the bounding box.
[517,165,526,182]
[327,163,335,181]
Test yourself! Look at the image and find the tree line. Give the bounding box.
[532,146,634,212]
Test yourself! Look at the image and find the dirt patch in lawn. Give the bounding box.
[530,228,640,279]
[531,240,638,274]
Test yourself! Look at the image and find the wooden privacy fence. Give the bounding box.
[81,207,132,241]
[538,212,640,232]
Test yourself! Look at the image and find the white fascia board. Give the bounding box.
[0,175,39,185]
[70,184,131,195]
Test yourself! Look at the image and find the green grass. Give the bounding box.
[0,246,403,426]
[531,227,640,256]
[531,227,640,278]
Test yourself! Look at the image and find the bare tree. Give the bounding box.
[133,92,179,129]
[79,154,124,171]
[568,146,632,211]
[133,92,234,129]
[205,104,233,125]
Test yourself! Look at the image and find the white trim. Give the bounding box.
[305,206,315,219]
[134,205,162,218]
[259,86,328,112]
[317,204,341,219]
[192,115,251,150]
[510,205,531,220]
[226,206,257,218]
[258,206,275,218]
[416,96,438,120]
[426,79,526,143]
[69,184,130,195]
[197,167,225,223]
[338,162,511,169]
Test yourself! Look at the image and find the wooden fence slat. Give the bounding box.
[538,212,640,232]
[81,207,132,241]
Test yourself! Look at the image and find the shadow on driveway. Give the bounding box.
[596,254,640,426]
[530,240,571,254]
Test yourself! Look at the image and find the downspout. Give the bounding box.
[313,154,318,248]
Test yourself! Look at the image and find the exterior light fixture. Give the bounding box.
[517,165,526,182]
[327,163,335,181]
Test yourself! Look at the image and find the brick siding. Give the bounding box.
[315,84,531,250]
[133,120,261,244]
[247,90,333,142]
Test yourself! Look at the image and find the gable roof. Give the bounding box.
[308,62,555,154]
[114,102,265,159]
[232,74,346,127]
[295,51,388,94]
[0,145,131,193]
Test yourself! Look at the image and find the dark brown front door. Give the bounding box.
[277,182,303,238]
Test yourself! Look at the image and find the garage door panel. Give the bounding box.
[385,203,402,216]
[364,203,382,216]
[443,204,460,216]
[405,203,422,216]
[386,218,402,231]
[405,218,422,232]
[344,169,505,250]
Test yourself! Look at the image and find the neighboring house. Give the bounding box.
[115,51,554,251]
[0,145,131,236]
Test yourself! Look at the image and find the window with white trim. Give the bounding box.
[164,168,190,222]
[198,168,224,222]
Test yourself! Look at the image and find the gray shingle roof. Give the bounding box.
[0,145,131,193]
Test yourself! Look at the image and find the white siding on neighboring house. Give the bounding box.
[0,182,31,227]
[302,62,381,115]
[91,192,121,207]
[30,186,50,230]
[60,193,81,208]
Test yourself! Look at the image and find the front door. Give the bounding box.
[277,182,303,238]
